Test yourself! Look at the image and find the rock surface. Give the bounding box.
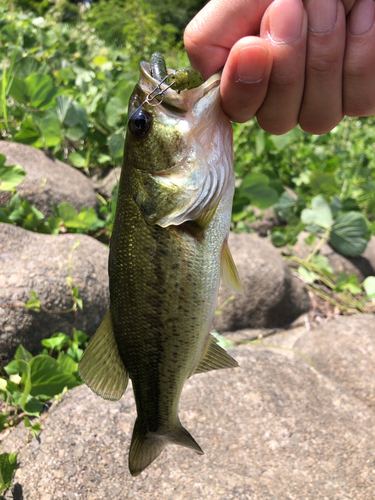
[93,166,121,199]
[292,231,375,282]
[0,223,109,367]
[0,141,97,216]
[2,315,375,500]
[214,232,310,332]
[294,314,375,410]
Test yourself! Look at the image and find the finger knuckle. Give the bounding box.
[308,53,342,77]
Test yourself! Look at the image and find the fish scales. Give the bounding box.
[110,170,232,425]
[79,55,243,477]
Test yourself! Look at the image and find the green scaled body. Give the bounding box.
[79,54,243,477]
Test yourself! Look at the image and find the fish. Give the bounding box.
[78,54,243,477]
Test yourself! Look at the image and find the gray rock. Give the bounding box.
[2,319,375,499]
[0,141,97,216]
[93,166,121,199]
[294,313,375,410]
[293,231,375,282]
[0,223,109,367]
[247,206,280,237]
[214,233,310,331]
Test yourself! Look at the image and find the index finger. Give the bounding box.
[184,0,274,78]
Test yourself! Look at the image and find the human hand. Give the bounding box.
[184,0,375,134]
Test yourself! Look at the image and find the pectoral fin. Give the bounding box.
[220,240,244,295]
[78,309,128,401]
[193,334,238,375]
[182,202,219,238]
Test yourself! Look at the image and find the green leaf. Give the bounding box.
[270,230,287,247]
[0,414,7,433]
[36,111,62,147]
[10,73,61,110]
[15,55,42,79]
[46,216,62,235]
[334,272,362,294]
[310,172,338,197]
[105,96,127,127]
[210,332,234,349]
[41,332,69,351]
[66,126,86,141]
[329,212,368,257]
[24,416,41,438]
[0,378,7,392]
[108,132,124,161]
[255,129,265,156]
[3,360,21,376]
[270,129,296,150]
[26,289,41,310]
[298,265,317,284]
[63,101,87,128]
[26,74,60,110]
[0,155,26,191]
[310,254,334,276]
[301,196,333,230]
[58,203,97,230]
[14,115,43,148]
[29,355,81,400]
[57,352,78,375]
[55,95,72,124]
[363,276,375,297]
[0,452,18,493]
[274,192,297,222]
[69,151,89,168]
[66,344,83,363]
[98,154,112,164]
[239,173,278,209]
[22,395,43,416]
[304,234,316,246]
[14,344,33,363]
[73,329,88,345]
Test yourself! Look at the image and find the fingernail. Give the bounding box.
[307,0,338,33]
[270,0,304,43]
[236,45,269,83]
[349,0,375,35]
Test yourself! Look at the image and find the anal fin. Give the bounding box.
[193,334,238,375]
[220,239,244,295]
[78,309,128,401]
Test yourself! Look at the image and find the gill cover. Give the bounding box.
[127,62,234,229]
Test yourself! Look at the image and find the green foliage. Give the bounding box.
[0,189,106,235]
[0,452,18,493]
[0,324,89,494]
[85,0,179,58]
[0,154,26,191]
[0,331,87,428]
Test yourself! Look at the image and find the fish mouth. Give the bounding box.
[139,61,221,112]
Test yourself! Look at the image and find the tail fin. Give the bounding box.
[128,418,203,476]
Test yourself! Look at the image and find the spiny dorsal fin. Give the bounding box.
[193,334,238,375]
[220,239,244,295]
[78,309,128,401]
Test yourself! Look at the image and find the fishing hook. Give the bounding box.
[128,74,177,123]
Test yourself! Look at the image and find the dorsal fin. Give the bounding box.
[78,309,129,401]
[220,239,244,295]
[193,334,238,375]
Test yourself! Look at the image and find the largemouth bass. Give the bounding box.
[79,54,243,477]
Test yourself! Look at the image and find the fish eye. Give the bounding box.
[129,109,151,137]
